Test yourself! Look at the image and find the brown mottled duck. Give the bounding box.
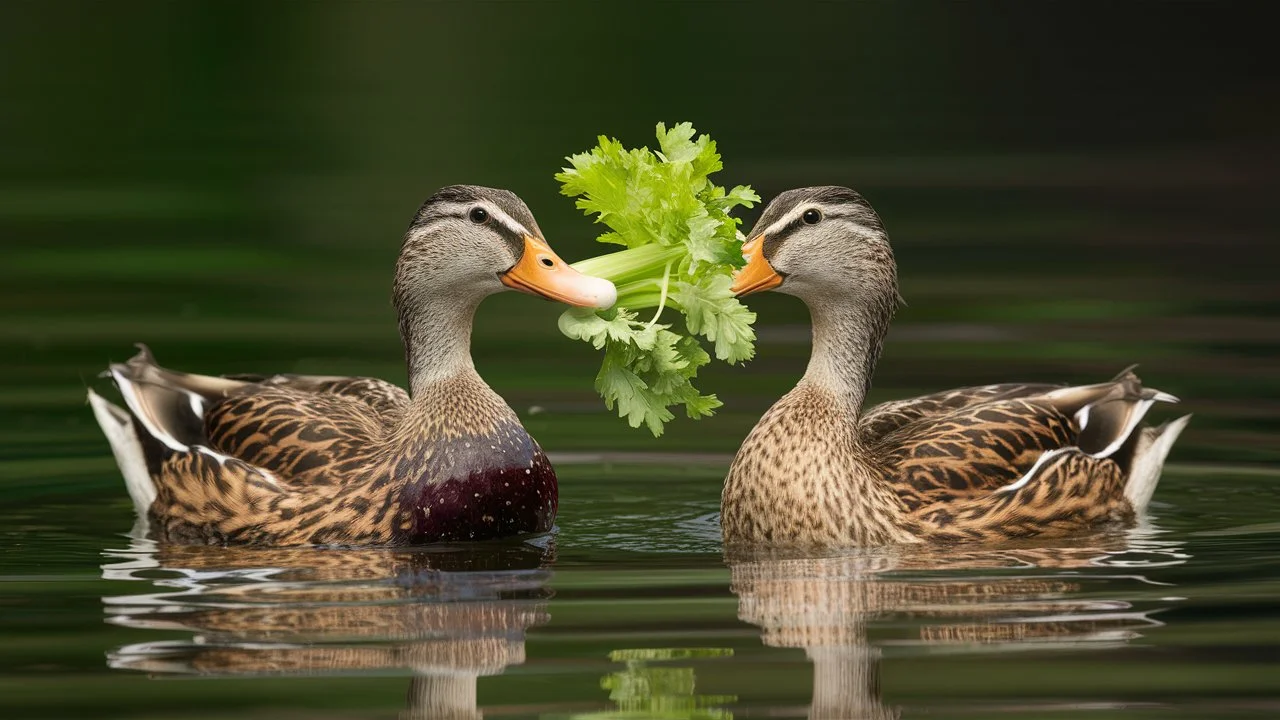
[89,185,616,547]
[723,186,1190,547]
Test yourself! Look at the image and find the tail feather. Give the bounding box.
[88,390,156,520]
[108,345,229,451]
[1040,366,1186,509]
[1044,368,1180,460]
[1124,414,1191,512]
[122,343,248,398]
[93,344,235,525]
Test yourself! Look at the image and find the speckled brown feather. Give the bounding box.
[725,367,1167,548]
[877,398,1077,506]
[724,186,1188,549]
[142,369,557,546]
[204,383,403,485]
[722,383,917,547]
[905,447,1132,542]
[859,383,1059,442]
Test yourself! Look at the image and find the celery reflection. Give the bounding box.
[566,648,735,720]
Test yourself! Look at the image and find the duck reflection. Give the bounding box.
[728,526,1188,719]
[102,538,554,720]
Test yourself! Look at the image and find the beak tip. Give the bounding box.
[587,278,618,309]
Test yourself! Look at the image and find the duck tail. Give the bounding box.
[1072,369,1179,460]
[93,344,250,519]
[116,343,248,401]
[87,389,156,520]
[103,345,211,454]
[1123,415,1192,512]
[1043,366,1186,512]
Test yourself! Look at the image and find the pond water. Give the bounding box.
[3,449,1279,719]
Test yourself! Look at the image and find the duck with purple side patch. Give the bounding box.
[88,186,616,546]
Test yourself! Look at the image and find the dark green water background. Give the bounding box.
[3,3,1277,718]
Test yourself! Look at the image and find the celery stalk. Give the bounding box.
[556,123,760,436]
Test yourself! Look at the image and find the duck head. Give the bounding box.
[394,185,616,314]
[393,185,615,395]
[732,186,898,309]
[733,186,902,404]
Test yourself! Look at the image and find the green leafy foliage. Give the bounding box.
[556,123,760,436]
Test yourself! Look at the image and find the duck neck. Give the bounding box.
[398,293,484,399]
[799,293,893,420]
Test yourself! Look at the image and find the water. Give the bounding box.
[4,2,1278,717]
[4,449,1279,718]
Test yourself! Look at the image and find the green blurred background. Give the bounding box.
[2,3,1279,717]
[2,1,1276,468]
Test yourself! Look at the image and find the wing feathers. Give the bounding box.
[96,344,412,542]
[888,366,1185,534]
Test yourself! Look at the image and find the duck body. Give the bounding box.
[90,186,613,547]
[723,186,1189,548]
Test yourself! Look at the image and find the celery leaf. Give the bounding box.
[558,123,757,435]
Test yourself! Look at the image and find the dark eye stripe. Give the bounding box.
[762,214,807,261]
[484,214,526,259]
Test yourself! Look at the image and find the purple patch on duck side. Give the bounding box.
[394,445,558,544]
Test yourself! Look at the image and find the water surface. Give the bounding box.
[3,448,1278,718]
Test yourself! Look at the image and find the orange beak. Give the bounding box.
[500,235,617,309]
[730,235,783,297]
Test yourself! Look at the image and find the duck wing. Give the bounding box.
[148,445,296,544]
[144,445,397,545]
[860,383,1060,443]
[201,385,396,484]
[221,373,409,417]
[90,345,410,542]
[102,344,408,481]
[877,397,1077,510]
[876,367,1185,533]
[906,447,1133,542]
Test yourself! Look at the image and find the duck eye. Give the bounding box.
[802,208,822,225]
[469,207,489,224]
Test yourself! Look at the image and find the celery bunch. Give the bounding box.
[557,123,760,436]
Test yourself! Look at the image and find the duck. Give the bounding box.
[88,185,617,547]
[722,186,1191,547]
